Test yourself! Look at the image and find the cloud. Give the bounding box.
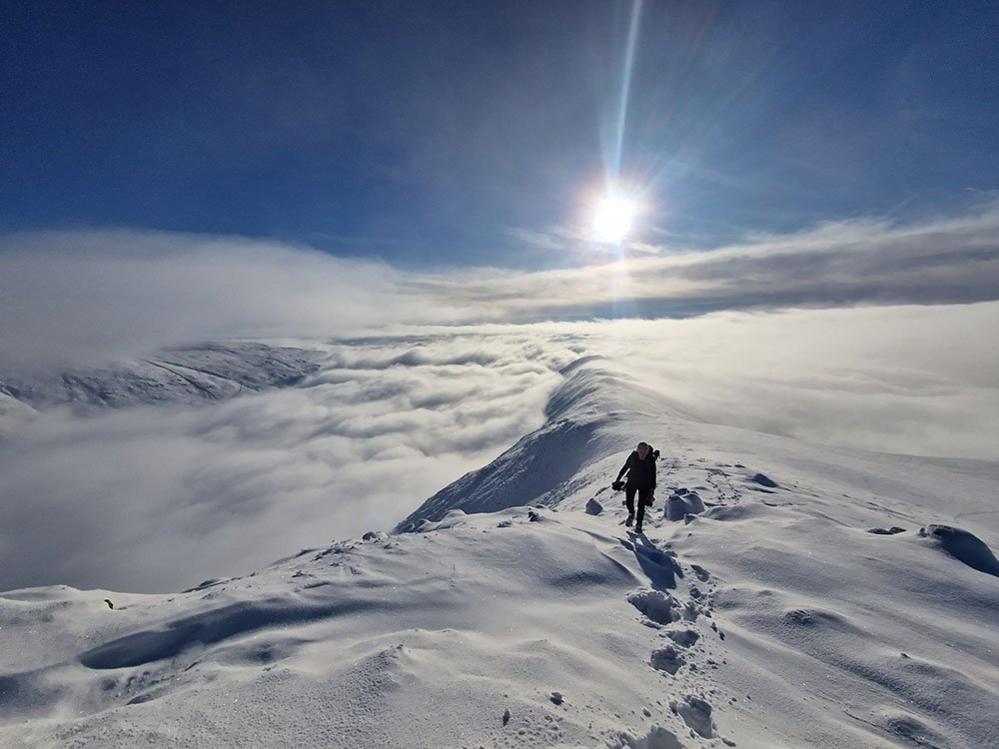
[429,198,999,319]
[0,334,577,592]
[0,228,463,371]
[570,304,999,462]
[505,227,566,252]
[1,203,998,593]
[3,200,999,371]
[2,305,998,592]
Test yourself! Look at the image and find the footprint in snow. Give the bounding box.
[650,646,685,675]
[690,564,710,582]
[627,589,680,625]
[670,696,716,739]
[665,629,699,648]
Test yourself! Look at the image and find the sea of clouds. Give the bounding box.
[1,202,997,592]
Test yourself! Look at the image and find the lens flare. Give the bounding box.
[592,194,637,243]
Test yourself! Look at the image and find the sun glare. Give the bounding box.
[592,194,637,243]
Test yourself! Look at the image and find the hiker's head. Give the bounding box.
[636,442,650,459]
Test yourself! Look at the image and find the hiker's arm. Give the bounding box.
[616,456,631,482]
[651,459,657,492]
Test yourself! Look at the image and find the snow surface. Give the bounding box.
[0,342,325,414]
[2,358,997,748]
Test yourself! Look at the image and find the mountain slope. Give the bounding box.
[2,359,997,748]
[0,342,325,415]
[397,357,689,531]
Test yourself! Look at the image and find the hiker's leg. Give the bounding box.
[636,488,648,527]
[625,485,636,515]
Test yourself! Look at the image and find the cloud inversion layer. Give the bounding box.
[1,203,998,593]
[2,200,998,369]
[2,305,998,592]
[0,335,572,592]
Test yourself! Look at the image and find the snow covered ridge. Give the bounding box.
[2,357,998,747]
[0,342,325,414]
[396,358,682,532]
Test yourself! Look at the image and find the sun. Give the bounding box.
[592,194,638,243]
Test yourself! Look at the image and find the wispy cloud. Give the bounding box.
[505,227,568,252]
[439,199,999,319]
[3,201,998,370]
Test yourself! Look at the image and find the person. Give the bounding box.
[613,441,657,533]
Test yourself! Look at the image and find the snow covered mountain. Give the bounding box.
[2,358,997,748]
[0,342,325,415]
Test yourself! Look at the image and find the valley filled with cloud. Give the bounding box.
[5,5,998,746]
[3,204,998,592]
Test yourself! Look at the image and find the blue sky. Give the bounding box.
[2,1,997,268]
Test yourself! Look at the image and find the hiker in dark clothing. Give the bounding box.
[614,441,657,533]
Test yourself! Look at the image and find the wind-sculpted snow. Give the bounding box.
[919,524,999,577]
[0,511,706,747]
[2,356,999,747]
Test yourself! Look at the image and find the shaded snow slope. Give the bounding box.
[2,359,998,748]
[0,342,325,415]
[397,359,690,532]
